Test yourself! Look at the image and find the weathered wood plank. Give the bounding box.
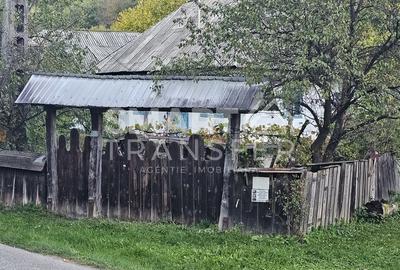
[45,107,58,211]
[310,172,319,228]
[189,135,201,224]
[219,113,240,230]
[307,175,317,227]
[88,109,104,217]
[316,170,325,227]
[301,171,313,233]
[102,141,111,218]
[349,162,357,216]
[337,165,346,220]
[57,135,67,214]
[169,142,183,223]
[321,169,329,228]
[331,166,340,225]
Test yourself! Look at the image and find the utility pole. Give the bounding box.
[1,0,28,67]
[0,0,29,151]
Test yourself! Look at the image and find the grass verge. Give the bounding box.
[0,205,399,270]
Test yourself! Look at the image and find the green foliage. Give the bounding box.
[0,72,31,151]
[25,109,91,153]
[94,0,138,28]
[166,0,400,162]
[25,1,94,152]
[240,124,313,167]
[355,193,400,224]
[275,177,305,235]
[29,0,98,31]
[111,0,186,32]
[355,207,384,224]
[0,0,95,152]
[1,206,400,269]
[391,192,400,204]
[337,117,400,160]
[29,0,137,30]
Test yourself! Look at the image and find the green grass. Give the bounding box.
[0,205,399,270]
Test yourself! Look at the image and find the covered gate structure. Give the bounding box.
[16,73,266,230]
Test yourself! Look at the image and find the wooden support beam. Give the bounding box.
[218,113,241,231]
[45,106,58,211]
[88,109,104,217]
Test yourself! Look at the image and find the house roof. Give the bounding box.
[0,151,46,172]
[30,30,140,67]
[15,73,266,113]
[71,31,140,64]
[97,0,232,74]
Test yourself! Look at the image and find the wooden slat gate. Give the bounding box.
[56,129,225,224]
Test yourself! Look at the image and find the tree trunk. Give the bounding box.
[323,112,346,161]
[311,98,333,163]
[311,127,330,163]
[10,125,28,151]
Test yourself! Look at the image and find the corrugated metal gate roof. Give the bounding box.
[16,73,264,113]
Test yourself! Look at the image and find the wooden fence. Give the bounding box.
[0,151,47,207]
[0,168,47,207]
[57,129,225,224]
[1,131,400,235]
[301,154,400,233]
[231,169,304,234]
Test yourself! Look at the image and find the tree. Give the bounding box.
[0,0,93,151]
[28,0,98,30]
[337,114,400,160]
[94,0,137,28]
[30,0,137,30]
[111,0,186,32]
[170,0,400,163]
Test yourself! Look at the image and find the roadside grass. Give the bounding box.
[0,205,399,270]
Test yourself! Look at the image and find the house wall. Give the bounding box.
[118,110,315,134]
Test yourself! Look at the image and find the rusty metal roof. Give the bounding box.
[0,151,46,172]
[16,73,265,112]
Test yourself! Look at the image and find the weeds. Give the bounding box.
[0,206,399,270]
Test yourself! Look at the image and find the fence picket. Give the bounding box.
[3,128,400,235]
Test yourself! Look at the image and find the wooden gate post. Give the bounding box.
[45,106,58,211]
[88,109,105,218]
[218,113,241,231]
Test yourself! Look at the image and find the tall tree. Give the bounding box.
[170,0,400,162]
[0,0,91,151]
[95,0,137,28]
[111,0,186,32]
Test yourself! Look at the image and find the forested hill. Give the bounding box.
[26,0,137,31]
[25,0,186,33]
